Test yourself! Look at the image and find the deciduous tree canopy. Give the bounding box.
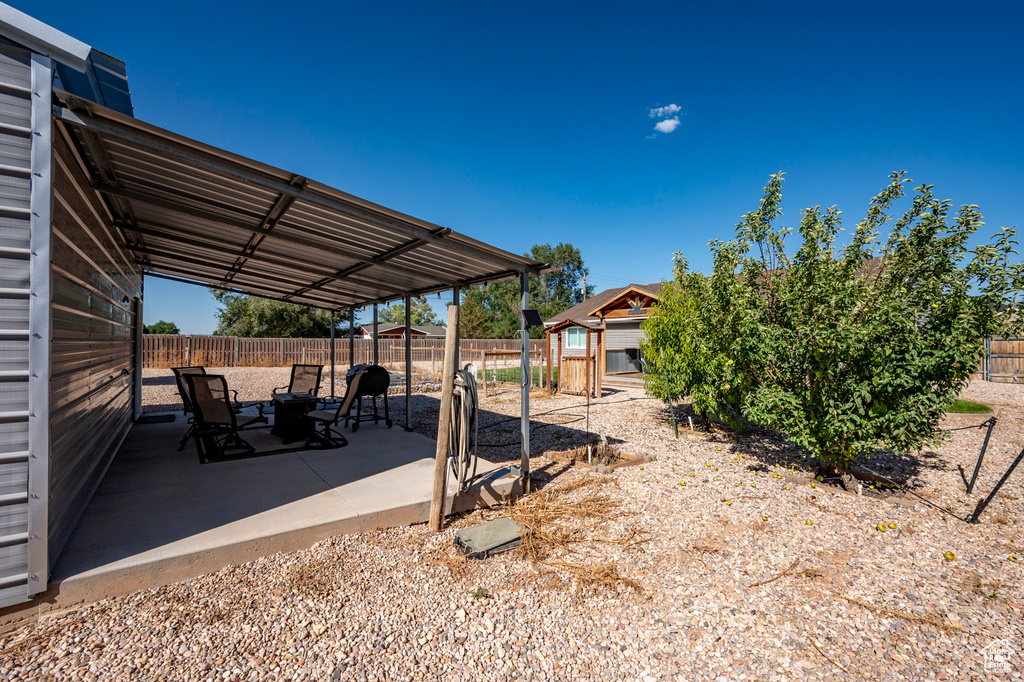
[379,296,441,326]
[643,172,1024,475]
[211,291,351,338]
[460,242,594,338]
[143,320,180,334]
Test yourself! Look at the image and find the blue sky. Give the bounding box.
[22,1,1024,334]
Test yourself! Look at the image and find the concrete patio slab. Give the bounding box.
[38,416,455,612]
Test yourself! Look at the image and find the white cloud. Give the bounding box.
[654,117,681,133]
[649,103,681,119]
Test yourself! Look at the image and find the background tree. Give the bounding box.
[460,242,593,338]
[211,291,351,337]
[649,171,1023,479]
[458,287,492,339]
[143,320,180,334]
[379,296,442,326]
[640,255,744,426]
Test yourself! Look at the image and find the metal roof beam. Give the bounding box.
[128,245,387,304]
[53,106,545,275]
[285,236,437,300]
[124,241,387,301]
[222,175,306,284]
[93,182,462,285]
[117,220,338,278]
[139,261,350,309]
[144,272,341,312]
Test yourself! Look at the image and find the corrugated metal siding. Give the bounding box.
[47,127,140,569]
[0,38,32,608]
[605,321,645,349]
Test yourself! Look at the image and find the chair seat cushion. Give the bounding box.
[307,409,344,422]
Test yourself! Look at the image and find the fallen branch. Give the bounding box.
[748,558,801,588]
[830,592,963,634]
[808,637,850,674]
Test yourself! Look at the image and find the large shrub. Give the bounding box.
[650,171,1023,475]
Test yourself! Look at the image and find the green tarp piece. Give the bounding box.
[454,518,522,560]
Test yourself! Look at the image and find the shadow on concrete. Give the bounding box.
[46,388,598,611]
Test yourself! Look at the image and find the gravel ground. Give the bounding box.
[2,373,1022,680]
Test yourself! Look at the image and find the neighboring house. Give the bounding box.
[545,283,662,389]
[358,324,446,339]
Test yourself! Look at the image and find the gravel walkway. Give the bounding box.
[2,373,1022,680]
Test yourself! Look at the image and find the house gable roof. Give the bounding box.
[544,283,663,325]
[545,318,601,334]
[587,284,661,318]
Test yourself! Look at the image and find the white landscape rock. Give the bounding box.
[0,371,1021,681]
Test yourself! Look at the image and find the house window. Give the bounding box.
[565,328,587,349]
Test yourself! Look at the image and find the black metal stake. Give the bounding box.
[966,417,997,494]
[660,348,678,438]
[969,446,1024,524]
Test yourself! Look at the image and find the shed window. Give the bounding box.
[565,328,587,349]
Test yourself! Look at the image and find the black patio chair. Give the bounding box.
[172,366,267,450]
[273,364,323,399]
[304,371,365,449]
[347,364,393,431]
[185,373,255,462]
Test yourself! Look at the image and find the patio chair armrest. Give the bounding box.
[271,385,288,395]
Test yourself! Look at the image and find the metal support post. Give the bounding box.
[520,272,531,491]
[404,294,413,431]
[372,304,379,366]
[452,287,460,369]
[349,307,355,367]
[330,310,336,400]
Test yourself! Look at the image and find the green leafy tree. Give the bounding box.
[640,255,743,425]
[461,242,594,338]
[143,320,180,334]
[653,171,1023,477]
[211,291,350,337]
[379,296,441,326]
[459,287,492,339]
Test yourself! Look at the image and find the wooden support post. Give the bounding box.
[584,328,591,397]
[546,332,553,394]
[429,305,460,531]
[556,333,562,394]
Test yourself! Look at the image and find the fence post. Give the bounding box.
[984,337,991,382]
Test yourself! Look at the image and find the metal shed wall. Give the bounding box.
[46,122,140,570]
[0,36,32,608]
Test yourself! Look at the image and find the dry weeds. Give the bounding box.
[288,556,344,598]
[504,474,649,594]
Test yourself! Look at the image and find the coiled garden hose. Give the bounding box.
[449,368,480,492]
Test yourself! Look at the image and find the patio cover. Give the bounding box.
[50,90,550,309]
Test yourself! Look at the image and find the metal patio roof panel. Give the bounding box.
[51,91,549,309]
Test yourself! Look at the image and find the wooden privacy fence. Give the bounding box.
[559,355,598,396]
[984,337,1024,383]
[143,335,546,371]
